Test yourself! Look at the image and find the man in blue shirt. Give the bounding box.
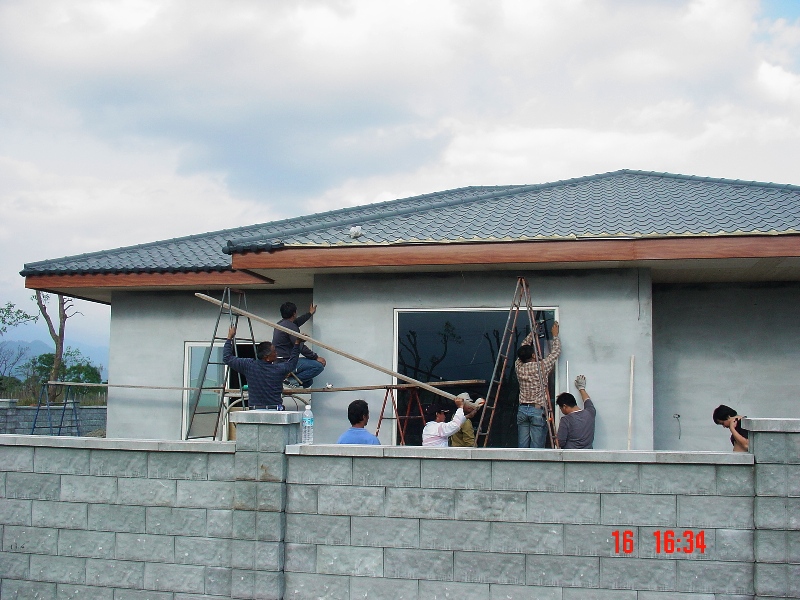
[224,325,302,409]
[273,302,326,388]
[337,400,380,445]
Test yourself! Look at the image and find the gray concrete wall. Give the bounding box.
[6,413,800,599]
[0,403,106,436]
[107,290,313,440]
[313,269,654,448]
[653,282,800,451]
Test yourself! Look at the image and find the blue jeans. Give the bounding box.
[293,358,325,388]
[517,404,547,448]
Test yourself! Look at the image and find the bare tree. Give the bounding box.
[0,343,29,379]
[35,292,80,403]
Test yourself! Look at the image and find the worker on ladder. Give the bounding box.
[225,326,303,410]
[515,321,561,448]
[273,302,327,388]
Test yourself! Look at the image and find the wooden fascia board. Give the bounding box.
[231,236,800,270]
[24,269,273,291]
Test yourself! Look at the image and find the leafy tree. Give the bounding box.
[0,301,37,387]
[22,348,102,397]
[0,302,37,335]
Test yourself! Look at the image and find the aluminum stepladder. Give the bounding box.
[30,383,82,436]
[473,277,559,448]
[185,288,257,440]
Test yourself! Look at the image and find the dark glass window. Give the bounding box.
[395,309,556,446]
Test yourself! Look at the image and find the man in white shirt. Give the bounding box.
[422,396,466,447]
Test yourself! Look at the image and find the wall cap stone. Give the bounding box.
[230,410,302,424]
[742,418,800,432]
[0,434,235,452]
[285,444,753,463]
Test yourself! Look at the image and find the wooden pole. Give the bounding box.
[195,293,458,401]
[627,355,635,450]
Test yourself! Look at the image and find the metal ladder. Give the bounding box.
[473,277,559,448]
[30,383,82,436]
[185,288,257,440]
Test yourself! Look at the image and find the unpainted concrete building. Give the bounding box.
[20,170,800,447]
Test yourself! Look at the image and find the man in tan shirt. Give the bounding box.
[514,321,560,448]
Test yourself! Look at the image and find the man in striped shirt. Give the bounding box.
[514,321,560,448]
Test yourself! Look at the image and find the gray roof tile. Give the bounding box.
[20,170,800,276]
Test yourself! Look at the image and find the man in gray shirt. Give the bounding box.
[555,375,596,449]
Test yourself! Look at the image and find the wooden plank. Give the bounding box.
[284,379,485,394]
[231,236,800,270]
[25,270,272,290]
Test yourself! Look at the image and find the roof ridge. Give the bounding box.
[619,169,800,191]
[223,173,634,253]
[21,185,509,270]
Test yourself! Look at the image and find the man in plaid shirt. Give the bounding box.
[515,321,560,448]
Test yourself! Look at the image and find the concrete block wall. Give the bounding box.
[3,414,800,599]
[0,402,106,436]
[747,418,800,599]
[284,446,757,599]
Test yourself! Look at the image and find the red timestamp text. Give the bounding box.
[612,530,707,554]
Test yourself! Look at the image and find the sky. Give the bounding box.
[1,0,800,354]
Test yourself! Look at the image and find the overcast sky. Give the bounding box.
[2,0,799,349]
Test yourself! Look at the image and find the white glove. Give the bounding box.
[575,375,586,391]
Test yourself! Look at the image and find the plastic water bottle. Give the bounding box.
[301,405,314,444]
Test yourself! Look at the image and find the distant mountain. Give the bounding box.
[0,339,109,379]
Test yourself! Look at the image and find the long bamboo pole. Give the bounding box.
[195,293,458,401]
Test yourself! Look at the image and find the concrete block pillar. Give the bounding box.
[230,410,301,600]
[745,418,800,599]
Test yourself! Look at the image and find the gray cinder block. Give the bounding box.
[283,572,349,600]
[207,452,235,481]
[144,562,206,593]
[0,499,32,526]
[564,525,636,557]
[55,583,114,600]
[563,589,637,600]
[384,547,453,581]
[316,544,383,577]
[0,446,34,472]
[564,463,639,493]
[257,482,285,512]
[714,529,753,562]
[286,485,318,514]
[488,584,562,600]
[207,509,233,539]
[235,451,258,482]
[754,561,788,597]
[117,478,175,507]
[454,550,525,584]
[602,494,676,527]
[175,536,231,567]
[491,461,565,492]
[148,452,208,481]
[420,518,489,552]
[256,511,284,542]
[85,558,144,589]
[177,480,234,509]
[422,459,491,490]
[317,485,384,517]
[285,514,349,545]
[60,475,117,504]
[455,490,526,522]
[259,423,297,452]
[284,543,316,573]
[88,504,145,533]
[750,432,787,464]
[255,569,284,600]
[676,560,753,594]
[353,457,420,487]
[34,447,90,475]
[287,456,352,485]
[6,472,60,501]
[0,580,56,600]
[385,488,454,520]
[350,576,418,600]
[58,529,115,559]
[351,516,420,549]
[526,555,599,588]
[115,532,174,562]
[419,580,490,600]
[2,525,57,554]
[112,588,173,600]
[755,463,788,497]
[715,465,755,497]
[755,529,787,563]
[527,492,601,524]
[0,551,30,578]
[677,496,753,529]
[256,540,284,571]
[146,506,206,536]
[89,450,148,478]
[639,464,716,495]
[258,452,287,483]
[205,566,232,597]
[599,556,676,591]
[233,509,256,541]
[32,500,87,530]
[29,554,86,584]
[492,522,563,555]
